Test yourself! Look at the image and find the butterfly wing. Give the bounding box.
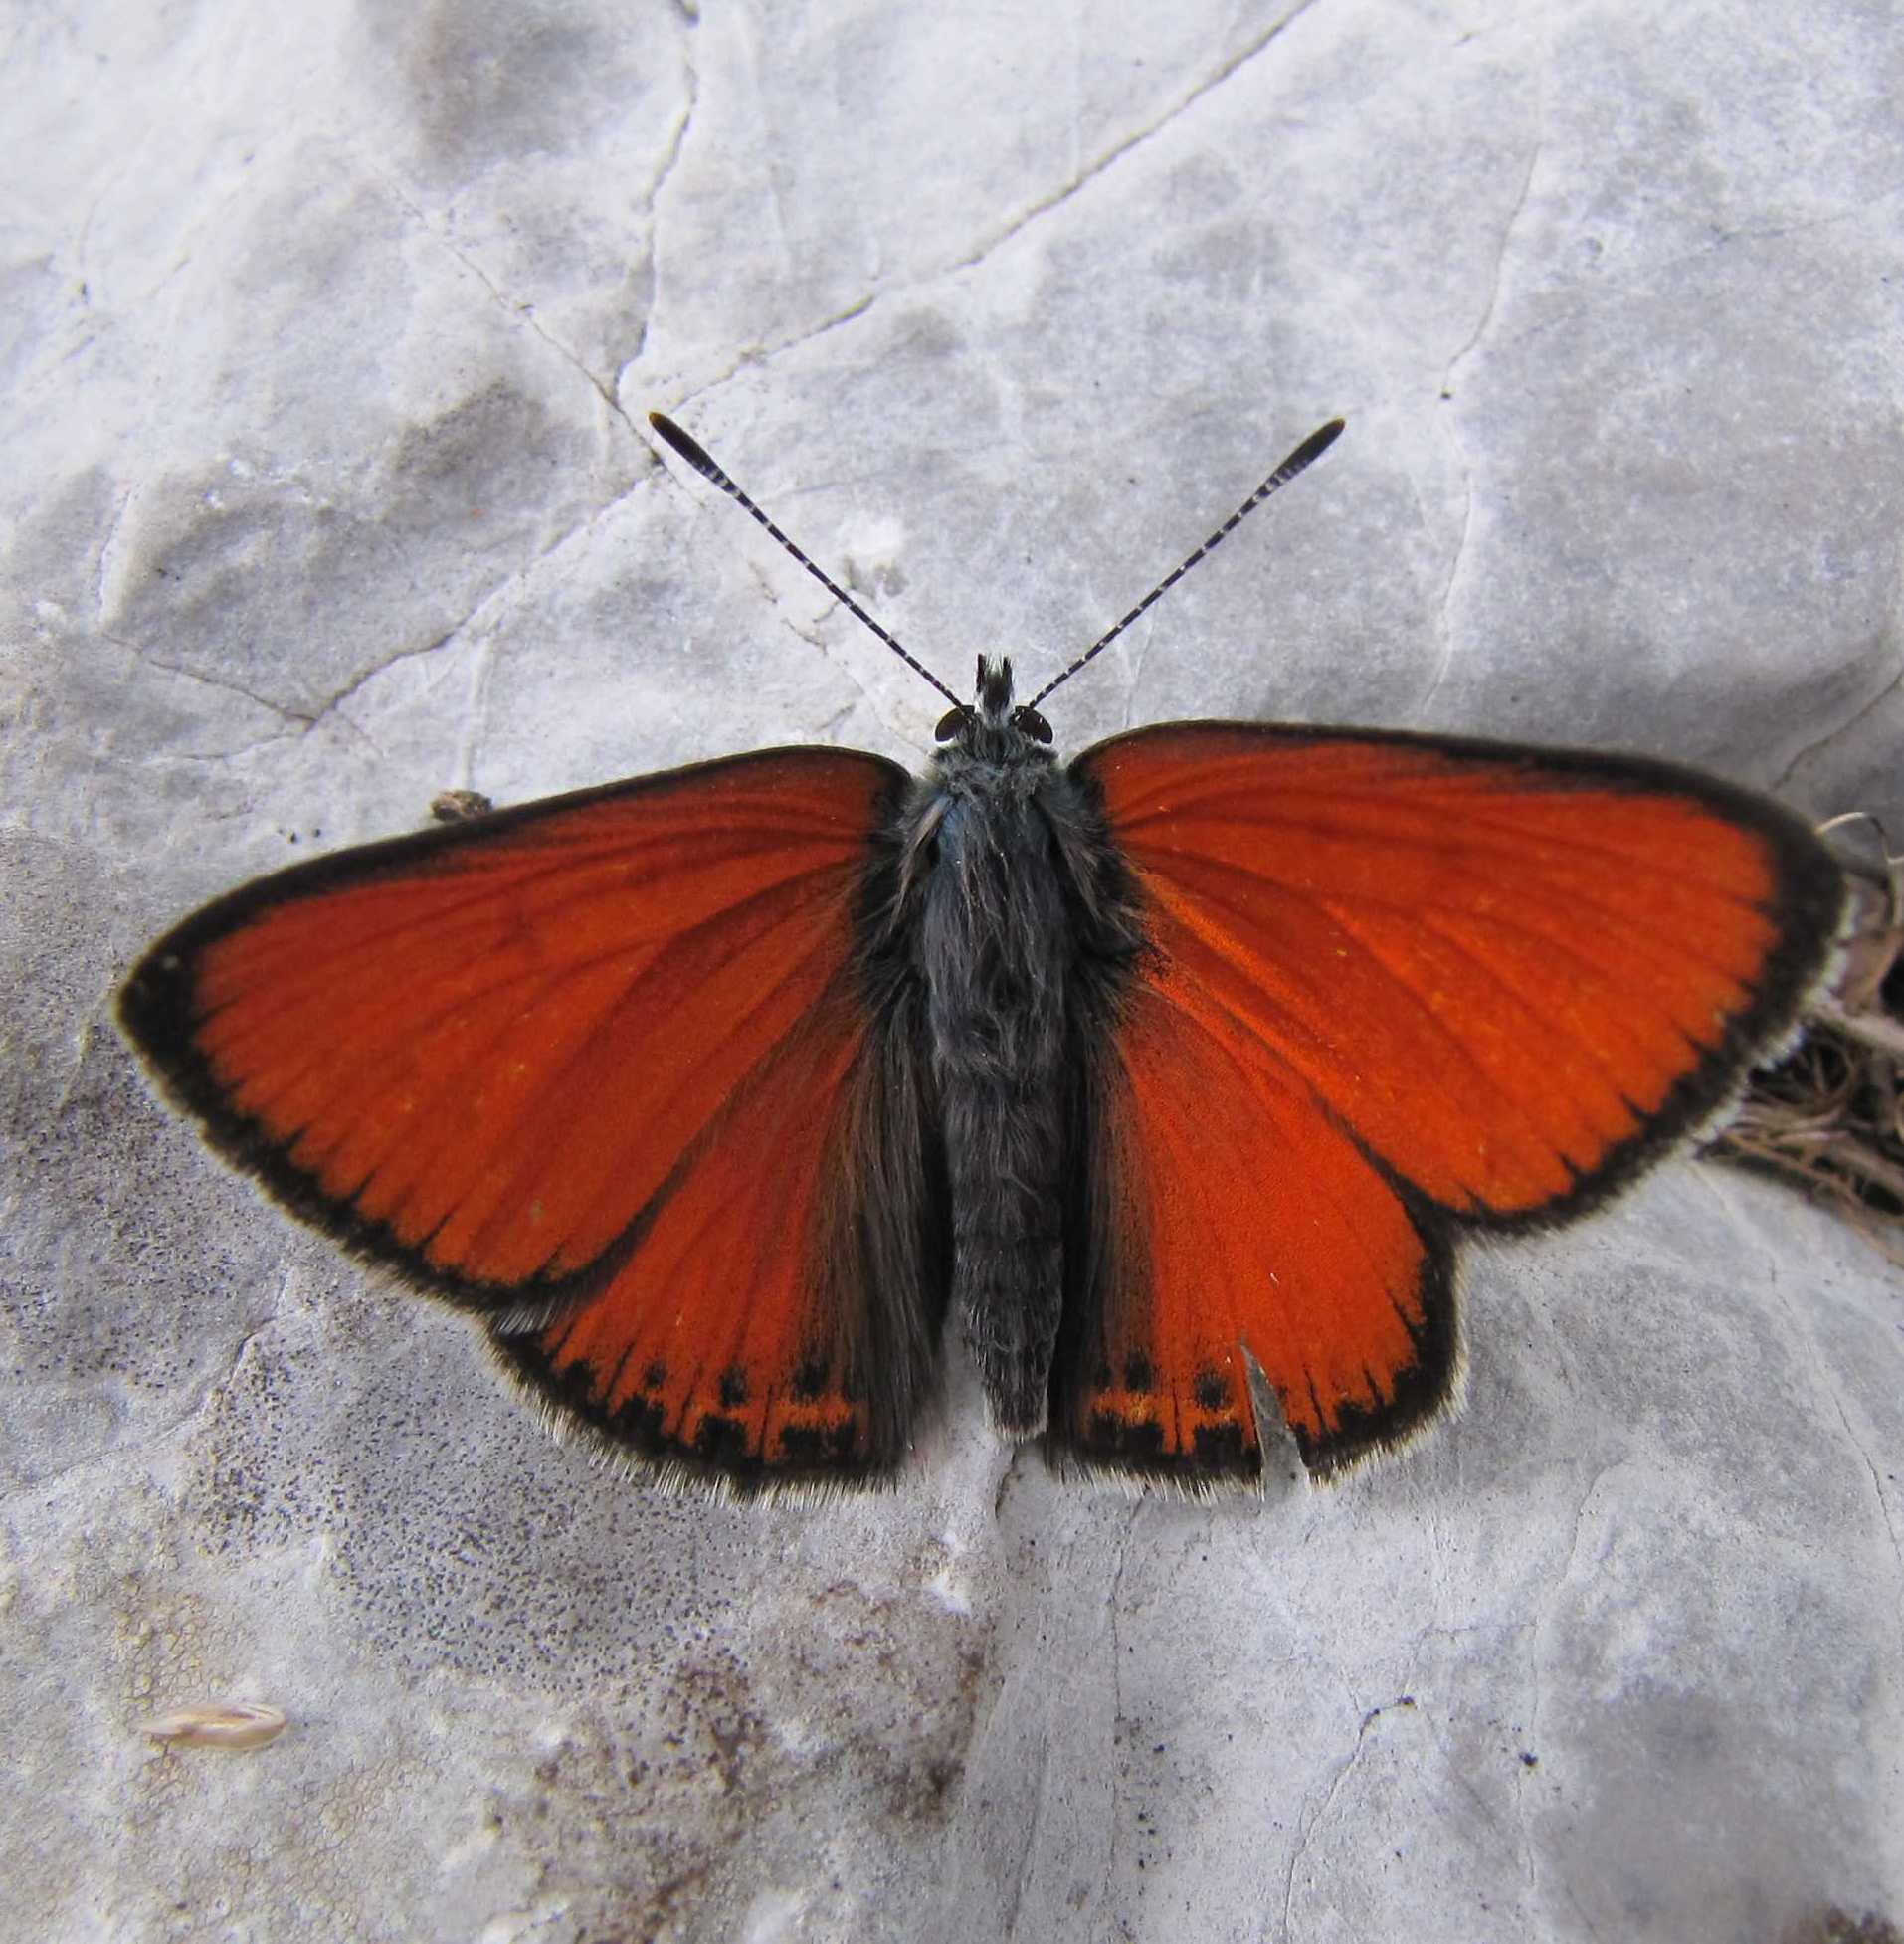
[1049,722,1845,1487]
[118,747,947,1495]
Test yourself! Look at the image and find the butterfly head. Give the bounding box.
[933,655,1054,759]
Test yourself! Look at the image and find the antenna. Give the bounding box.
[1025,418,1346,710]
[648,413,963,709]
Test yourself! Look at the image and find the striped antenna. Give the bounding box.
[649,413,963,709]
[1025,418,1347,710]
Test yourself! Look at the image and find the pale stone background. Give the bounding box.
[3,2,1901,1940]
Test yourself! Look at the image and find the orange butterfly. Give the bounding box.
[116,416,1845,1498]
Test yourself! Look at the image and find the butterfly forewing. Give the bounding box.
[119,746,945,1493]
[1051,722,1844,1482]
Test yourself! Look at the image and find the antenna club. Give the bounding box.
[649,413,720,480]
[1296,419,1348,465]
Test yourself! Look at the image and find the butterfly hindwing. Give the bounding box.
[493,967,947,1493]
[1050,973,1459,1485]
[118,747,946,1494]
[1050,722,1845,1485]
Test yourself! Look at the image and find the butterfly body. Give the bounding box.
[895,656,1145,1436]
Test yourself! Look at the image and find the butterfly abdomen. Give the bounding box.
[915,765,1076,1436]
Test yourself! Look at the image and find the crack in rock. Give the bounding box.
[1422,475,1474,714]
[105,635,314,727]
[1442,110,1545,392]
[1766,1246,1904,1663]
[634,9,700,369]
[1773,652,1904,790]
[669,2,1326,412]
[948,0,1327,286]
[369,167,638,437]
[1428,71,1546,721]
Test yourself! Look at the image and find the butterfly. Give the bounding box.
[116,413,1846,1499]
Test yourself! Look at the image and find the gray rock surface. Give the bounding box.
[3,1,1900,1939]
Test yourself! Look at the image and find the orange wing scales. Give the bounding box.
[511,999,880,1485]
[1055,723,1842,1481]
[143,753,891,1294]
[120,747,942,1493]
[1053,978,1442,1481]
[1091,727,1819,1215]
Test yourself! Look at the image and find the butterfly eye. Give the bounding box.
[1013,706,1053,744]
[935,705,975,742]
